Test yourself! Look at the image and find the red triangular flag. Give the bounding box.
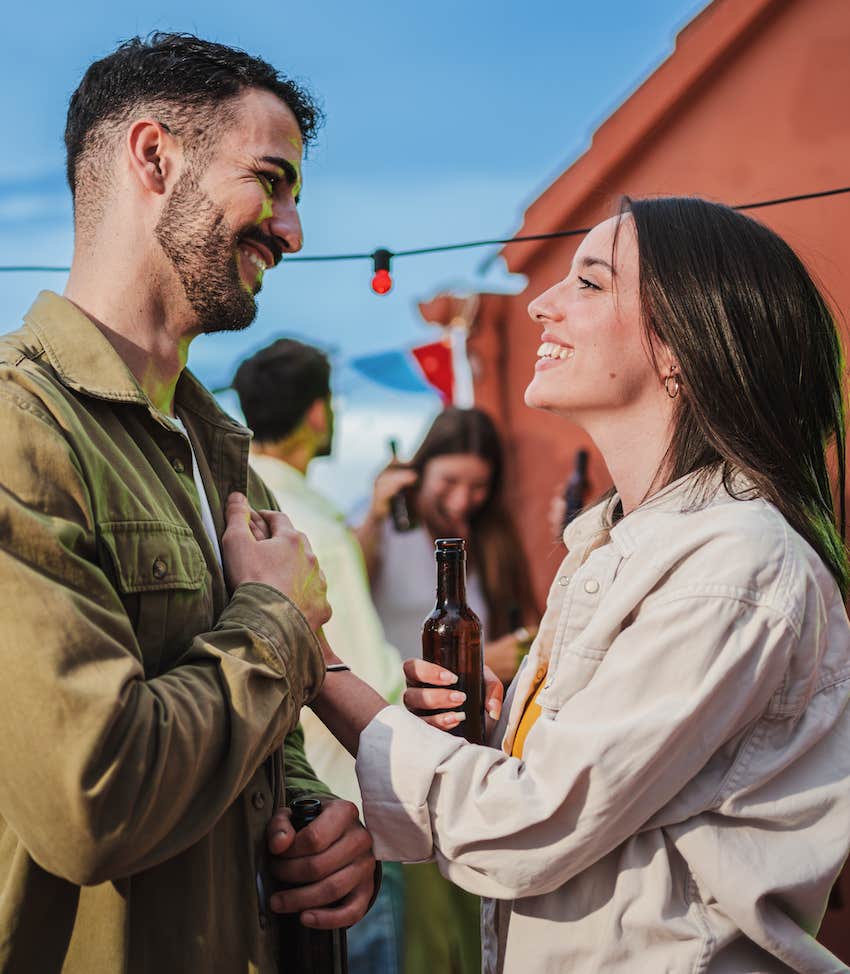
[411,339,454,404]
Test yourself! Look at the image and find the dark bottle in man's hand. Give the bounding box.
[387,438,418,532]
[422,538,485,745]
[278,798,348,974]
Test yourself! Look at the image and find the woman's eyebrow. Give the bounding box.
[579,255,616,276]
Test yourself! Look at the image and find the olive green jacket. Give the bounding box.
[0,292,333,973]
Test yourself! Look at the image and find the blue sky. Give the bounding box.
[0,0,707,509]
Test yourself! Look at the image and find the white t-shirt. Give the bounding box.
[170,415,222,567]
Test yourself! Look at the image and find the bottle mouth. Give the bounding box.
[435,537,465,552]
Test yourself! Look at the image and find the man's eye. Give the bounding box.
[258,173,279,194]
[577,276,600,291]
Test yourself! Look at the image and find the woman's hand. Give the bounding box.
[368,465,418,521]
[402,658,504,738]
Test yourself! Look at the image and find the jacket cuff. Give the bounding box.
[356,705,465,863]
[217,582,326,707]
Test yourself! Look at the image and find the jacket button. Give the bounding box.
[171,457,185,474]
[584,578,600,594]
[252,791,266,810]
[558,575,570,587]
[152,558,168,580]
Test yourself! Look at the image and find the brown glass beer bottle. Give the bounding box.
[387,438,418,532]
[278,797,348,974]
[421,538,485,745]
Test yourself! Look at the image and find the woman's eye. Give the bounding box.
[577,276,600,291]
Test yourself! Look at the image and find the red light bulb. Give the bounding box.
[371,268,393,294]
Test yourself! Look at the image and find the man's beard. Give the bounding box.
[155,167,258,335]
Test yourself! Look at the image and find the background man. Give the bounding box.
[0,33,374,973]
[234,337,407,974]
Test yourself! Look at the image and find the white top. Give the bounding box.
[356,469,850,973]
[250,454,404,816]
[371,521,490,661]
[170,415,222,567]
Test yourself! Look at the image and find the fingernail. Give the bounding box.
[445,711,465,725]
[488,703,501,719]
[439,670,457,684]
[302,912,317,926]
[449,691,466,703]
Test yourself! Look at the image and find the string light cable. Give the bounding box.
[2,184,848,290]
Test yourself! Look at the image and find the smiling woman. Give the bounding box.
[310,195,850,974]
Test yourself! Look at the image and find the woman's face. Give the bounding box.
[416,453,493,538]
[524,215,664,426]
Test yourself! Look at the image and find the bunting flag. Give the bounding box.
[411,338,454,404]
[346,336,457,403]
[348,349,436,396]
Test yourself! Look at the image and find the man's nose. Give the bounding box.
[270,200,303,255]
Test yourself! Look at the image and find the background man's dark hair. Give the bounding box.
[65,32,323,208]
[233,338,331,442]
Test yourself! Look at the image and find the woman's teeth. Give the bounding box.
[537,341,574,360]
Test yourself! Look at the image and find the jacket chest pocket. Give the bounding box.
[537,644,608,714]
[98,520,212,677]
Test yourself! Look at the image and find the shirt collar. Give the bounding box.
[23,290,248,436]
[564,466,755,556]
[249,454,345,523]
[24,291,147,404]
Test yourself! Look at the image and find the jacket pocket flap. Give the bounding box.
[99,520,206,593]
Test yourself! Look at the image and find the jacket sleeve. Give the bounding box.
[0,388,326,885]
[356,586,801,899]
[283,722,336,804]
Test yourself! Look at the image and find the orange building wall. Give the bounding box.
[471,0,850,604]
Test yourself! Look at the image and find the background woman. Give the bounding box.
[297,196,850,973]
[356,406,540,683]
[354,406,539,974]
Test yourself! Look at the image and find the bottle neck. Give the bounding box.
[436,554,467,606]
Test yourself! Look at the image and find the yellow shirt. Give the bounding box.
[511,664,548,758]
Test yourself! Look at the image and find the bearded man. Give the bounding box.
[0,33,375,973]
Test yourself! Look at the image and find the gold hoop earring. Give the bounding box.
[664,371,680,399]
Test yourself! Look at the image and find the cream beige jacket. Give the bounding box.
[356,471,850,973]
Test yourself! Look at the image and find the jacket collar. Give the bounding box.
[564,465,756,556]
[23,290,247,435]
[25,291,148,404]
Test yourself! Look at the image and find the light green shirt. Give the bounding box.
[251,454,405,816]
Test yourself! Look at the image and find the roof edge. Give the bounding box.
[502,0,788,273]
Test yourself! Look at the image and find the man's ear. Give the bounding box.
[306,397,329,433]
[125,119,179,195]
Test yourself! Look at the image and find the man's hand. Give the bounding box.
[402,658,504,737]
[222,493,331,632]
[267,799,376,928]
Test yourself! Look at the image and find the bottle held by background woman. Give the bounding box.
[387,438,418,533]
[422,538,485,745]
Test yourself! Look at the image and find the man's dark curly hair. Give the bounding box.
[65,32,323,205]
